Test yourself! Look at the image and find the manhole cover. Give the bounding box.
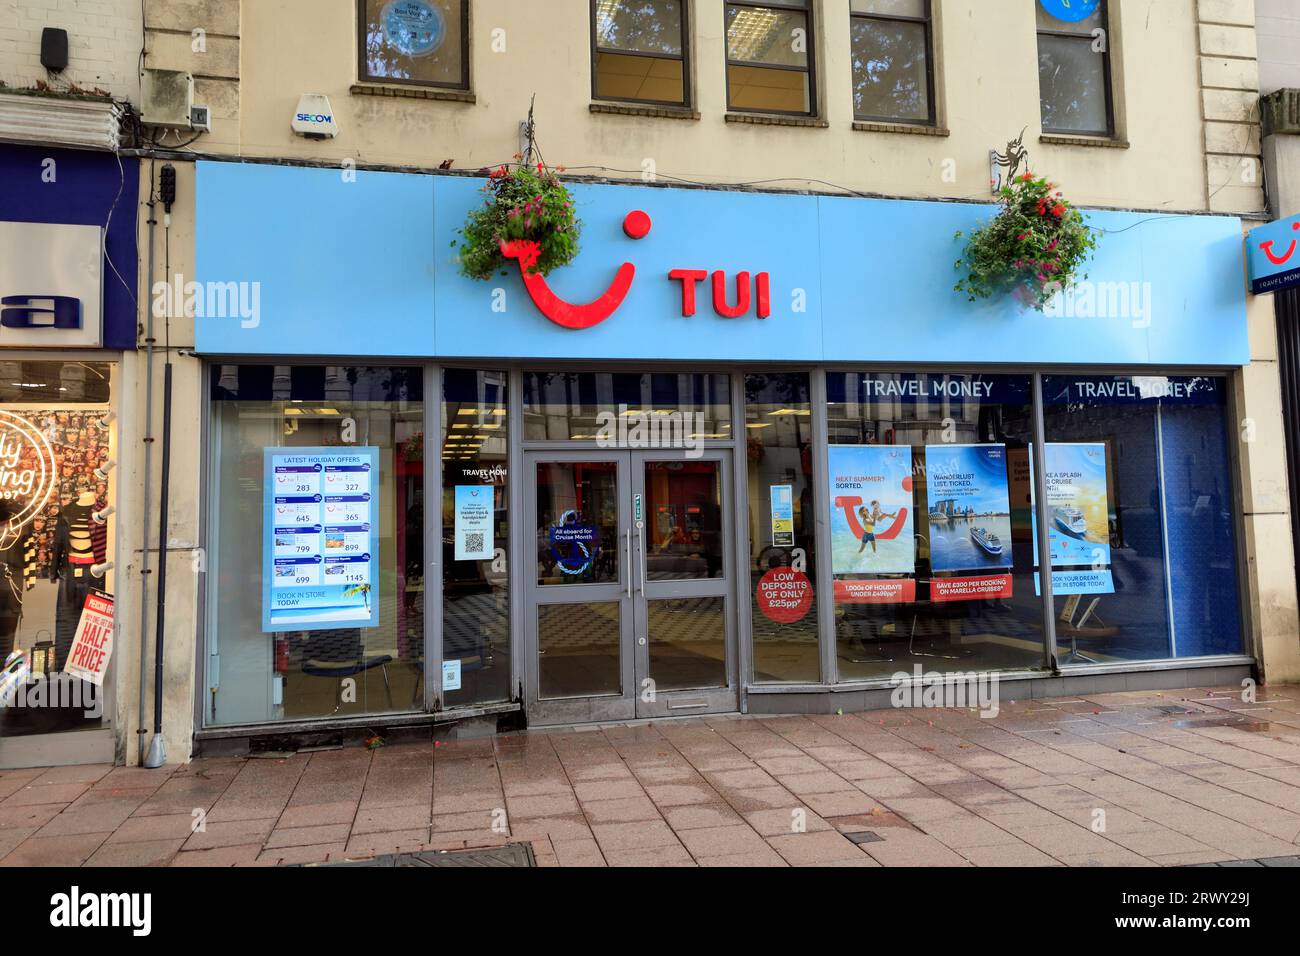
[842,831,885,845]
[306,843,536,868]
[1152,705,1195,715]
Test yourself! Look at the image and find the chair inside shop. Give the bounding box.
[300,629,393,714]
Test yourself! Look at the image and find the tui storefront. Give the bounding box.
[191,159,1255,738]
[0,144,136,767]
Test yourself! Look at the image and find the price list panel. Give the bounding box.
[262,447,379,632]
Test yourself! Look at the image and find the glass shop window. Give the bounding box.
[746,372,819,683]
[726,0,815,115]
[0,361,116,737]
[826,372,1046,681]
[850,0,935,125]
[1036,0,1113,137]
[522,371,731,442]
[206,365,424,726]
[1041,375,1242,662]
[593,0,690,106]
[359,0,469,90]
[442,369,511,706]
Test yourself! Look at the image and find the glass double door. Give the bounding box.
[525,450,737,724]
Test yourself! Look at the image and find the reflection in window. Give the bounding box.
[1041,375,1242,662]
[593,0,688,105]
[746,372,819,682]
[442,369,511,706]
[1036,0,1112,136]
[827,373,1045,681]
[522,371,731,442]
[207,365,424,726]
[0,361,115,738]
[850,0,933,124]
[360,0,468,90]
[726,1,814,114]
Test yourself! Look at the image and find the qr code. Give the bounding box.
[464,532,485,555]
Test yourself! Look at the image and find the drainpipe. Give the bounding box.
[145,360,172,768]
[136,162,157,766]
[144,165,176,769]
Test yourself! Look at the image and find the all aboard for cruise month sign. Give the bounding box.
[263,447,379,632]
[1032,443,1115,595]
[925,444,1015,603]
[829,445,916,604]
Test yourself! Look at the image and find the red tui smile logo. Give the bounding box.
[500,210,651,330]
[1260,221,1300,266]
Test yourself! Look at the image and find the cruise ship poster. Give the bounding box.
[1028,443,1115,594]
[925,444,1014,573]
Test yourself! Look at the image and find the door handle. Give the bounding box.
[625,527,632,598]
[638,523,647,596]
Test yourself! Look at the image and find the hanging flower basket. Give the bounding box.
[954,172,1099,311]
[457,161,581,281]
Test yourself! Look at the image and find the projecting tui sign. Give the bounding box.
[1246,214,1300,295]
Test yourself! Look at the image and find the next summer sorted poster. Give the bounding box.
[263,447,380,632]
[829,445,916,603]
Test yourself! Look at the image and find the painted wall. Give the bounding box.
[1257,0,1300,94]
[0,0,142,100]
[144,0,1227,214]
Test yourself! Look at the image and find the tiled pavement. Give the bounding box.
[3,684,1300,867]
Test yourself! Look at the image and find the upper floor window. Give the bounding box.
[592,0,690,106]
[1036,0,1113,136]
[725,1,815,115]
[359,0,470,90]
[850,0,934,125]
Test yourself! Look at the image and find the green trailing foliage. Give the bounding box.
[954,172,1099,312]
[457,162,581,280]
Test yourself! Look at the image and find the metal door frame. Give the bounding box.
[522,448,739,725]
[629,448,738,719]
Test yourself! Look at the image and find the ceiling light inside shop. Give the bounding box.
[457,409,479,416]
[727,7,782,63]
[767,408,811,416]
[453,423,470,429]
[689,433,728,439]
[746,423,772,429]
[491,409,506,416]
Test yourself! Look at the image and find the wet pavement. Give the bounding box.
[2,684,1300,867]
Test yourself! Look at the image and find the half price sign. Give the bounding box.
[66,591,115,686]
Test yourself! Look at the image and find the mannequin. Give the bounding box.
[51,491,98,670]
[0,499,22,659]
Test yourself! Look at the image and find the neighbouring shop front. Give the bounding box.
[191,159,1255,739]
[0,144,136,767]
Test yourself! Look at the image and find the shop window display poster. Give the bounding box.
[454,485,494,560]
[770,484,794,547]
[924,444,1015,603]
[1031,442,1115,595]
[263,447,380,632]
[829,445,916,603]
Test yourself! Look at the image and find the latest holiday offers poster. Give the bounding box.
[925,444,1014,574]
[829,445,915,576]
